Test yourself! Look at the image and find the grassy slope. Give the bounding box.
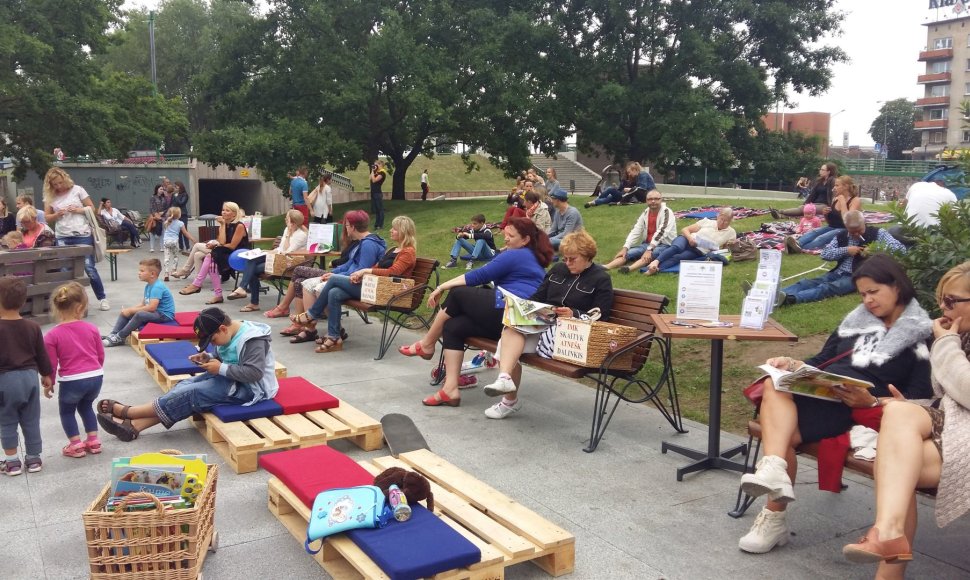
[337,154,513,193]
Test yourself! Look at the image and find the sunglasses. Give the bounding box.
[942,295,970,310]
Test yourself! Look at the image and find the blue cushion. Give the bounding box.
[643,253,730,274]
[145,341,216,376]
[683,210,718,219]
[347,504,480,580]
[210,399,283,422]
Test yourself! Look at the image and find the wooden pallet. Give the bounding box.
[144,352,287,393]
[127,330,195,357]
[267,449,575,579]
[191,399,383,474]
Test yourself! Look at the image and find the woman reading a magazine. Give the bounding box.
[842,261,970,577]
[738,254,933,556]
[399,217,552,408]
[481,230,613,419]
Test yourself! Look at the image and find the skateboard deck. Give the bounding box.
[381,413,429,458]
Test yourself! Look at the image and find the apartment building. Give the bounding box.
[914,15,970,159]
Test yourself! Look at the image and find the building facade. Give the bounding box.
[914,15,970,159]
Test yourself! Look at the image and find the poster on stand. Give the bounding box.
[307,223,335,253]
[676,261,723,321]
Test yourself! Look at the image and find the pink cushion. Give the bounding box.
[259,446,373,507]
[174,311,200,326]
[273,377,340,414]
[138,324,198,340]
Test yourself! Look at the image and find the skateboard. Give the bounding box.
[381,413,429,458]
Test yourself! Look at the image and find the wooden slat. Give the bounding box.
[304,410,353,436]
[327,400,381,432]
[209,415,266,451]
[272,413,328,442]
[248,417,294,445]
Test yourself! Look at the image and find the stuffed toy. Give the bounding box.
[373,467,434,512]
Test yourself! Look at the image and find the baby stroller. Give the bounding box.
[120,208,148,242]
[590,164,623,198]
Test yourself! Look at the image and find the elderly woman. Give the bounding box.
[481,230,613,419]
[585,161,657,207]
[16,195,45,226]
[179,202,249,304]
[17,207,55,248]
[644,207,736,275]
[43,167,109,311]
[400,217,552,407]
[227,209,309,312]
[738,254,933,555]
[841,261,970,577]
[790,175,864,253]
[99,198,141,248]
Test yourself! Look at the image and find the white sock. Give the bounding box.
[498,372,512,381]
[501,396,517,406]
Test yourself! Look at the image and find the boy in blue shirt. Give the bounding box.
[102,258,175,347]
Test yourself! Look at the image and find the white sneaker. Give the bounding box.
[484,399,521,419]
[483,374,517,397]
[465,260,474,271]
[740,455,795,503]
[738,507,790,553]
[102,334,124,347]
[99,299,110,311]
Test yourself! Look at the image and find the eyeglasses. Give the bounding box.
[942,295,970,310]
[561,256,582,264]
[646,197,662,202]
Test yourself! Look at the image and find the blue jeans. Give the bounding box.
[651,236,702,271]
[57,235,106,300]
[153,373,254,428]
[782,270,855,304]
[450,238,494,261]
[798,226,839,250]
[244,257,267,305]
[120,221,140,246]
[626,242,669,262]
[593,186,623,206]
[0,369,42,454]
[58,376,102,438]
[308,275,361,339]
[111,310,170,339]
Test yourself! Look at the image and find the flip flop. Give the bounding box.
[240,304,260,312]
[96,412,139,442]
[179,285,201,295]
[399,342,434,360]
[227,291,247,300]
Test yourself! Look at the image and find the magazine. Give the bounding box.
[757,363,874,402]
[497,286,557,332]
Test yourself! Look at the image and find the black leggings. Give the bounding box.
[441,286,505,350]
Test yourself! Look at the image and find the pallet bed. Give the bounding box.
[144,352,287,393]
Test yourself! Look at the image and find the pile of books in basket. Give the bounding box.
[105,452,209,512]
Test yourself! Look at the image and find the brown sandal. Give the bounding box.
[290,311,315,325]
[179,285,201,295]
[314,337,343,353]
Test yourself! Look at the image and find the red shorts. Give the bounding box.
[293,204,310,224]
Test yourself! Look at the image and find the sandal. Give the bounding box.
[422,388,460,407]
[227,290,247,300]
[97,399,123,416]
[62,441,87,458]
[279,324,301,336]
[205,296,224,305]
[97,413,139,442]
[265,306,289,318]
[289,329,318,344]
[316,328,349,344]
[290,311,315,325]
[240,304,260,312]
[179,285,201,295]
[85,436,103,454]
[399,342,435,360]
[314,336,343,353]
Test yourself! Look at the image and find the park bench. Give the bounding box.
[437,289,685,452]
[0,245,91,324]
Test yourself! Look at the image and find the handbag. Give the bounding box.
[83,207,107,263]
[304,485,392,554]
[743,348,854,406]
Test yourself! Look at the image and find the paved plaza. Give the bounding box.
[1,247,968,579]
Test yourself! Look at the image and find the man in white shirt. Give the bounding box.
[604,191,677,272]
[888,179,957,246]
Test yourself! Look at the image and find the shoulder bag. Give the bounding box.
[304,485,392,554]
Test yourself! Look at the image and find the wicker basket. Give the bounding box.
[360,274,415,307]
[82,463,219,579]
[264,253,310,276]
[551,318,639,370]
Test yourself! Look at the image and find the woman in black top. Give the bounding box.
[172,181,190,250]
[370,160,387,230]
[771,162,838,218]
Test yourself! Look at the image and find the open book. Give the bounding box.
[498,286,557,333]
[757,363,874,402]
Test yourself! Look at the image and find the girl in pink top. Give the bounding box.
[796,203,822,235]
[43,282,106,457]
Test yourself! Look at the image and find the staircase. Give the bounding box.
[529,156,604,195]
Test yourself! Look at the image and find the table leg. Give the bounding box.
[108,254,118,281]
[662,338,748,481]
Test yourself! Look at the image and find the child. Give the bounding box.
[97,307,278,441]
[444,214,496,270]
[43,282,105,458]
[0,277,53,475]
[102,258,176,347]
[796,203,822,235]
[161,207,195,281]
[1,231,27,250]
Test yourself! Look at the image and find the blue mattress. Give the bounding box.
[210,398,283,422]
[145,341,216,376]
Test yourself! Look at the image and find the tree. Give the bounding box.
[748,131,824,183]
[868,99,919,160]
[0,0,188,179]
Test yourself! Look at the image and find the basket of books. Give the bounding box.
[82,451,218,580]
[551,317,638,370]
[360,274,415,308]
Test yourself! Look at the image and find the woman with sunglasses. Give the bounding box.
[842,261,970,577]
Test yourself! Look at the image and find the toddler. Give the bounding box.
[162,207,195,281]
[102,258,176,347]
[0,277,53,475]
[796,203,822,235]
[43,282,105,457]
[2,231,28,250]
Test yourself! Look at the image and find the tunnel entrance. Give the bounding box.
[197,179,263,216]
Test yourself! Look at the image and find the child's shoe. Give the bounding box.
[63,441,87,458]
[102,334,124,347]
[85,436,103,454]
[1,458,23,476]
[24,457,42,473]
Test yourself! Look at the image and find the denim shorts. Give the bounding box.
[153,373,254,428]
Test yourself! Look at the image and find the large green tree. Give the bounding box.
[868,99,920,160]
[0,0,187,179]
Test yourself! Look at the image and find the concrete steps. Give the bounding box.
[529,156,603,195]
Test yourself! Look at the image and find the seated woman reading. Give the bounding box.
[644,207,736,275]
[226,209,308,312]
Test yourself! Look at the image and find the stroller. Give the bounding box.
[119,208,148,242]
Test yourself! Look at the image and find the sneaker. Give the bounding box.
[465,260,474,271]
[99,299,110,311]
[768,207,781,220]
[784,236,801,254]
[457,374,478,389]
[102,334,124,347]
[738,507,790,553]
[443,258,458,269]
[618,266,631,274]
[740,455,795,503]
[483,375,517,397]
[24,456,42,473]
[1,458,23,476]
[777,291,795,307]
[484,398,521,419]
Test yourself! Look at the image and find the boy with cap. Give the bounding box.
[96,307,278,441]
[547,187,584,250]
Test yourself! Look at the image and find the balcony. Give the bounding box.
[916,96,951,107]
[914,119,949,130]
[918,48,954,61]
[918,72,952,84]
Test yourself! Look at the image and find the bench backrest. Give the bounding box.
[605,289,669,372]
[0,246,92,324]
[398,257,439,311]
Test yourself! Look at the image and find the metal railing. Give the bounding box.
[839,159,938,174]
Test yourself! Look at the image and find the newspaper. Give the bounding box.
[757,363,874,402]
[497,286,557,333]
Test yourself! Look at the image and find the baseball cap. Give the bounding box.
[549,187,568,201]
[194,307,229,352]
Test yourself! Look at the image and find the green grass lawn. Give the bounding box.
[337,154,514,193]
[264,195,875,434]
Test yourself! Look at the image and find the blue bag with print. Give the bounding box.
[305,485,392,554]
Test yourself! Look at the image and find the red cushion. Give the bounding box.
[273,376,340,414]
[174,311,200,326]
[259,446,373,507]
[138,324,198,340]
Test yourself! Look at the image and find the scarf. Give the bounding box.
[836,299,932,368]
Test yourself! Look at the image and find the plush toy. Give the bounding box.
[373,467,434,512]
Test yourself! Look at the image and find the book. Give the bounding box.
[757,363,874,402]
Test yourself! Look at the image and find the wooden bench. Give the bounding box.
[343,257,440,360]
[729,418,937,518]
[267,448,575,578]
[0,246,91,324]
[105,248,131,281]
[437,289,685,453]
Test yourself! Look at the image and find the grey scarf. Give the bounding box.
[837,299,932,367]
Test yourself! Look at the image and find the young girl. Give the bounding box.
[162,207,195,282]
[795,203,822,235]
[43,282,105,458]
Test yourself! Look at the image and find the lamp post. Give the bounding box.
[828,109,846,156]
